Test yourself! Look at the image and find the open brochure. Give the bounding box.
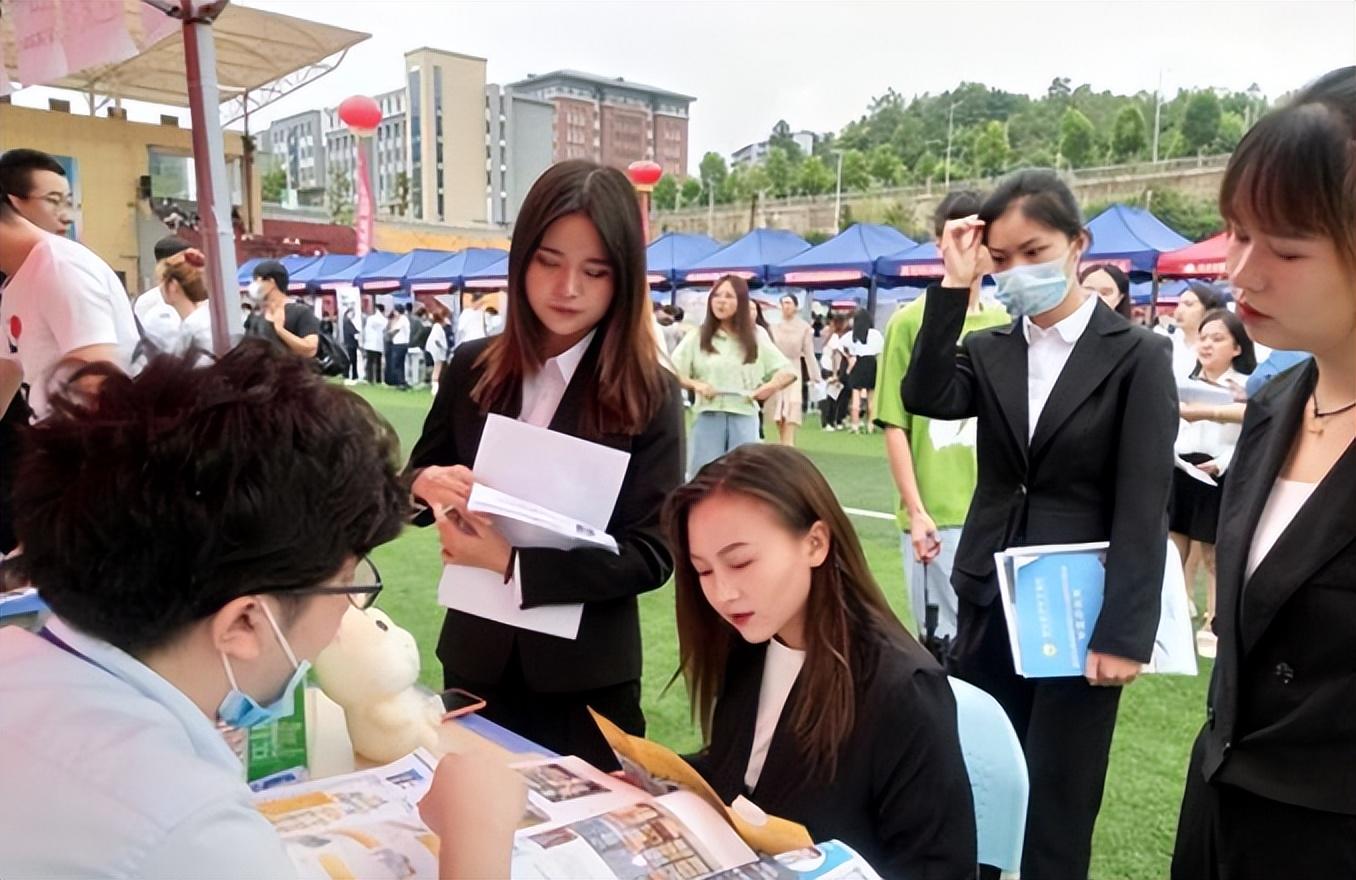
[252,749,875,880]
[1177,378,1238,406]
[993,540,1196,679]
[468,483,620,554]
[590,709,815,856]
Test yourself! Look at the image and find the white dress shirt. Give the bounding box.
[1246,478,1319,579]
[1174,367,1248,473]
[0,617,297,879]
[510,330,595,597]
[1022,293,1098,440]
[745,638,806,791]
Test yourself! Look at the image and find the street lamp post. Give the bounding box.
[944,100,962,187]
[833,150,844,231]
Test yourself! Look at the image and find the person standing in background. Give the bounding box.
[875,190,1009,645]
[765,293,817,446]
[845,308,884,434]
[362,303,387,385]
[341,306,361,385]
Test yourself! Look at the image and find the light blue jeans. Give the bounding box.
[688,411,760,478]
[904,526,963,640]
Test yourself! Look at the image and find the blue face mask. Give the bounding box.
[217,598,310,729]
[992,253,1075,318]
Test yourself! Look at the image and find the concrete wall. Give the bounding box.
[0,103,256,292]
[506,96,554,223]
[654,158,1230,240]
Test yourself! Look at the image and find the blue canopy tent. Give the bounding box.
[315,251,401,289]
[772,224,915,314]
[681,229,810,287]
[410,248,509,291]
[462,254,509,290]
[236,257,265,286]
[1082,203,1190,324]
[873,241,945,288]
[236,254,319,289]
[646,232,723,290]
[356,249,458,300]
[287,254,360,294]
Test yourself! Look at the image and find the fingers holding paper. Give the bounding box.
[413,464,476,517]
[434,503,512,574]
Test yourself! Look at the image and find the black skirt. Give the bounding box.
[848,354,878,391]
[1169,451,1223,543]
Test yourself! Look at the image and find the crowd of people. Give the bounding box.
[0,64,1353,880]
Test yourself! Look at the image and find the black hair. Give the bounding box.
[1185,280,1228,312]
[10,341,409,657]
[252,259,289,292]
[933,189,984,238]
[154,236,191,262]
[851,308,873,344]
[1194,308,1257,375]
[978,169,1086,244]
[0,148,66,213]
[1079,263,1133,318]
[1220,66,1356,271]
[780,292,800,307]
[672,306,685,322]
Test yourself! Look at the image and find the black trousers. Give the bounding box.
[444,644,644,771]
[344,342,359,380]
[950,597,1123,880]
[364,351,383,384]
[1172,735,1356,879]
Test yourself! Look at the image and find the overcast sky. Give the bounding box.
[13,0,1356,174]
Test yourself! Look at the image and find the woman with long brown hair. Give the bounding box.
[666,444,976,878]
[670,275,796,476]
[406,160,685,766]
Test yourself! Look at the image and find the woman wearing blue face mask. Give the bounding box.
[902,169,1178,880]
[0,342,526,880]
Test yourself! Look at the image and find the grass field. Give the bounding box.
[357,383,1207,880]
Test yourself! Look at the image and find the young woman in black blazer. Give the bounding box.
[901,170,1178,880]
[666,444,976,879]
[1171,67,1356,878]
[406,161,684,767]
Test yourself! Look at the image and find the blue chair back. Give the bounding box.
[949,676,1028,877]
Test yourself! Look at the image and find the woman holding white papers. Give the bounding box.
[407,160,685,769]
[670,275,797,477]
[902,169,1178,880]
[667,445,976,879]
[1169,308,1255,657]
[1172,67,1356,879]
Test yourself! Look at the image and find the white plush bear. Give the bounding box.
[313,606,441,764]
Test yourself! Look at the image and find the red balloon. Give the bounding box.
[338,95,382,133]
[626,160,663,187]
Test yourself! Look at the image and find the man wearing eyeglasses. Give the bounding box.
[0,149,73,237]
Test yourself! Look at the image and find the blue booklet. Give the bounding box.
[994,543,1107,678]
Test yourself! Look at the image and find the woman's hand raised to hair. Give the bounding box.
[939,215,990,290]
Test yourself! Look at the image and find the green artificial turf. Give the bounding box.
[354,382,1209,880]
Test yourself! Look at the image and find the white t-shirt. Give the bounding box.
[392,314,411,345]
[848,328,885,358]
[1,234,141,419]
[426,323,449,363]
[0,618,297,879]
[362,313,387,352]
[133,285,183,354]
[177,303,215,362]
[457,307,487,346]
[744,638,806,791]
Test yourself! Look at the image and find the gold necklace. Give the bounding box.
[1308,392,1356,435]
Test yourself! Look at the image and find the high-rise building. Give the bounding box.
[509,70,694,177]
[484,84,554,226]
[405,47,489,225]
[732,131,817,167]
[323,88,408,215]
[260,110,326,204]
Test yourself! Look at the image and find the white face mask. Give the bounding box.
[247,281,266,306]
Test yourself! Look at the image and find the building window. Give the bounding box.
[409,66,423,219]
[434,65,444,219]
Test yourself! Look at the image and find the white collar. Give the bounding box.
[1023,292,1097,345]
[543,329,596,386]
[45,617,243,774]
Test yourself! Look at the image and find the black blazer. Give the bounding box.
[902,288,1178,662]
[406,335,685,693]
[1197,360,1356,814]
[687,635,977,880]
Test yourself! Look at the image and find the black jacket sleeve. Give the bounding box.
[901,286,982,421]
[1090,332,1177,661]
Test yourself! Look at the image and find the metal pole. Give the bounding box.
[707,181,715,237]
[945,102,956,187]
[833,151,844,231]
[1152,70,1163,163]
[180,0,241,356]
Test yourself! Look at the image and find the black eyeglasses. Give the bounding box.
[287,556,384,610]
